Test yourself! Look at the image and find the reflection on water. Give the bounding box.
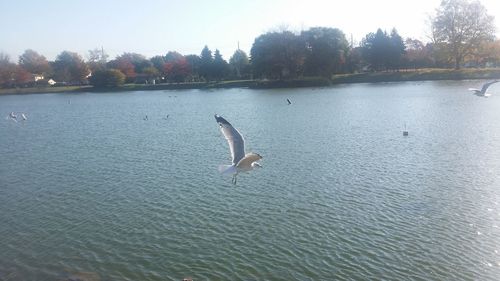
[57,270,101,281]
[1,81,500,280]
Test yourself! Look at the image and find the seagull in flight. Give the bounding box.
[215,114,262,184]
[469,80,499,97]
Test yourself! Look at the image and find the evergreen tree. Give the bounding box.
[212,49,229,81]
[361,28,406,71]
[388,29,406,70]
[199,46,213,81]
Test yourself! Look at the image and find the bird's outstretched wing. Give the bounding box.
[480,80,499,94]
[236,153,262,168]
[215,115,245,165]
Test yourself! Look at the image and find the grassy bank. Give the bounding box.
[0,81,255,95]
[249,77,332,89]
[330,68,500,84]
[1,68,499,95]
[250,68,500,88]
[0,85,92,95]
[115,80,257,91]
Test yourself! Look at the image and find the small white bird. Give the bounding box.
[215,114,262,184]
[21,113,27,121]
[469,80,499,97]
[8,112,17,122]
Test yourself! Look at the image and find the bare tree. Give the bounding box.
[431,0,496,69]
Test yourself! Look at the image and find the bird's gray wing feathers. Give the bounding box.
[481,80,499,94]
[215,115,245,164]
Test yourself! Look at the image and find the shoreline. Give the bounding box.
[1,68,500,95]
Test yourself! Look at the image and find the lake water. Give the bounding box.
[1,81,500,280]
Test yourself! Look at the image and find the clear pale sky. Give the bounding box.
[1,0,499,62]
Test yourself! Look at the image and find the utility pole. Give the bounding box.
[100,46,108,63]
[236,41,241,77]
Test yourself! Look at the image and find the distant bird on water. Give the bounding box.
[144,115,148,121]
[215,114,262,184]
[469,80,499,97]
[287,98,292,105]
[7,112,17,122]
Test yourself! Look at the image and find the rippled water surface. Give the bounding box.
[1,81,500,280]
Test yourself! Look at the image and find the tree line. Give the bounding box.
[1,0,499,89]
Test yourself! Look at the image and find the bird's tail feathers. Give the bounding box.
[218,165,237,175]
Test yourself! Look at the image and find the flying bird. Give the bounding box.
[215,114,262,184]
[469,80,499,97]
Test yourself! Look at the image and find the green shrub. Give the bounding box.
[89,69,125,88]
